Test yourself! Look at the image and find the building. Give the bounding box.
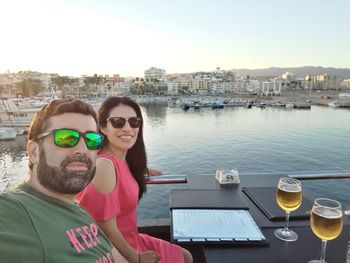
[167,81,179,95]
[315,74,343,90]
[282,72,297,81]
[260,80,282,95]
[341,79,350,89]
[144,67,166,82]
[209,81,235,94]
[186,79,209,94]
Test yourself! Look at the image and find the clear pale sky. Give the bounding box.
[0,0,349,77]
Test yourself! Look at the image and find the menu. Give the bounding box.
[172,209,266,242]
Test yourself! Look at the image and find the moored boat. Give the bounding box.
[0,99,40,130]
[285,102,295,109]
[182,103,190,111]
[0,127,17,140]
[328,101,340,107]
[212,102,224,109]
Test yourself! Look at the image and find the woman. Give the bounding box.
[77,97,192,263]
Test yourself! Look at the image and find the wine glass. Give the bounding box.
[274,177,302,242]
[308,198,343,263]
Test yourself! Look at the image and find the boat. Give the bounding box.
[0,99,40,132]
[193,101,201,110]
[257,104,266,109]
[181,103,190,111]
[244,103,252,109]
[212,102,224,109]
[328,101,350,108]
[0,127,17,140]
[328,101,340,108]
[244,101,253,109]
[285,102,295,109]
[294,103,311,109]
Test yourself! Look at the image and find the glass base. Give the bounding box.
[308,260,327,263]
[274,228,298,242]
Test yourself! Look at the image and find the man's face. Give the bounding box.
[35,113,98,194]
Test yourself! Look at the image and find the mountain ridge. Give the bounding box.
[229,66,350,78]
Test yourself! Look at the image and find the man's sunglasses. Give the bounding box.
[36,128,104,150]
[107,116,142,129]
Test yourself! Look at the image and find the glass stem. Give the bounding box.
[320,239,327,262]
[284,211,290,231]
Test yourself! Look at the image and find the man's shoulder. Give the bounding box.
[0,190,44,262]
[1,183,31,203]
[0,188,30,216]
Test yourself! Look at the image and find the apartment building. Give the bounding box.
[144,67,166,81]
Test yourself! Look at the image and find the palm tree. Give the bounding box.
[51,76,73,98]
[15,79,44,97]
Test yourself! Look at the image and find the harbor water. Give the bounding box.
[1,104,350,219]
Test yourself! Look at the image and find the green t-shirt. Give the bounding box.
[0,183,117,263]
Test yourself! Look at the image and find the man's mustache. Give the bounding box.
[61,155,92,169]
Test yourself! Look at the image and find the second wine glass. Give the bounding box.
[308,198,343,263]
[274,177,302,242]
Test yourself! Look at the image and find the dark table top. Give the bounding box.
[187,174,315,227]
[203,226,350,263]
[180,173,350,263]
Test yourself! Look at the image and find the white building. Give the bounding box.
[246,80,260,93]
[144,67,166,81]
[260,80,282,95]
[209,81,235,94]
[315,74,343,90]
[341,79,350,89]
[167,81,179,95]
[282,71,297,81]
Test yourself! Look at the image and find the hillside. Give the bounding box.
[230,66,350,78]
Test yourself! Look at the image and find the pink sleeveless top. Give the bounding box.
[77,152,184,263]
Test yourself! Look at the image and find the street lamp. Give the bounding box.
[306,75,312,102]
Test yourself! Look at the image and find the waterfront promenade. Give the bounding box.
[147,90,350,108]
[253,90,350,106]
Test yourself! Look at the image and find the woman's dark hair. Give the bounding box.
[98,96,148,200]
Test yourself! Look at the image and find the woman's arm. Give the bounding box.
[92,158,160,263]
[111,247,128,263]
[98,218,141,262]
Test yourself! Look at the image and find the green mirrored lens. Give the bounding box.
[55,129,79,147]
[85,132,103,150]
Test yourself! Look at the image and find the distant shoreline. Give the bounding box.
[248,90,350,106]
[133,90,350,107]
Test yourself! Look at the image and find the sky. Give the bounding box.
[0,0,349,77]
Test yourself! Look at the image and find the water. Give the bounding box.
[1,105,350,219]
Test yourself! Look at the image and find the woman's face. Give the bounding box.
[102,104,140,156]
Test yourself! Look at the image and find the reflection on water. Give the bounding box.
[0,135,28,192]
[140,102,168,125]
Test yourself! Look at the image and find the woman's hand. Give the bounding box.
[140,251,160,263]
[148,168,163,176]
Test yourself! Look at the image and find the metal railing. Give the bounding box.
[146,170,350,184]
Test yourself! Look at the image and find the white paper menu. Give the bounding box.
[172,209,266,242]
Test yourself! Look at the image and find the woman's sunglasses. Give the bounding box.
[107,116,142,129]
[36,128,104,150]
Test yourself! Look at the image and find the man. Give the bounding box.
[0,98,125,262]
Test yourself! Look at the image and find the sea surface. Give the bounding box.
[1,104,350,219]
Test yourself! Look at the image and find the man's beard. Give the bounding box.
[37,147,96,194]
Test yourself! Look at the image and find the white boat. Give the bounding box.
[0,127,17,140]
[0,99,40,129]
[285,102,295,109]
[328,101,341,108]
